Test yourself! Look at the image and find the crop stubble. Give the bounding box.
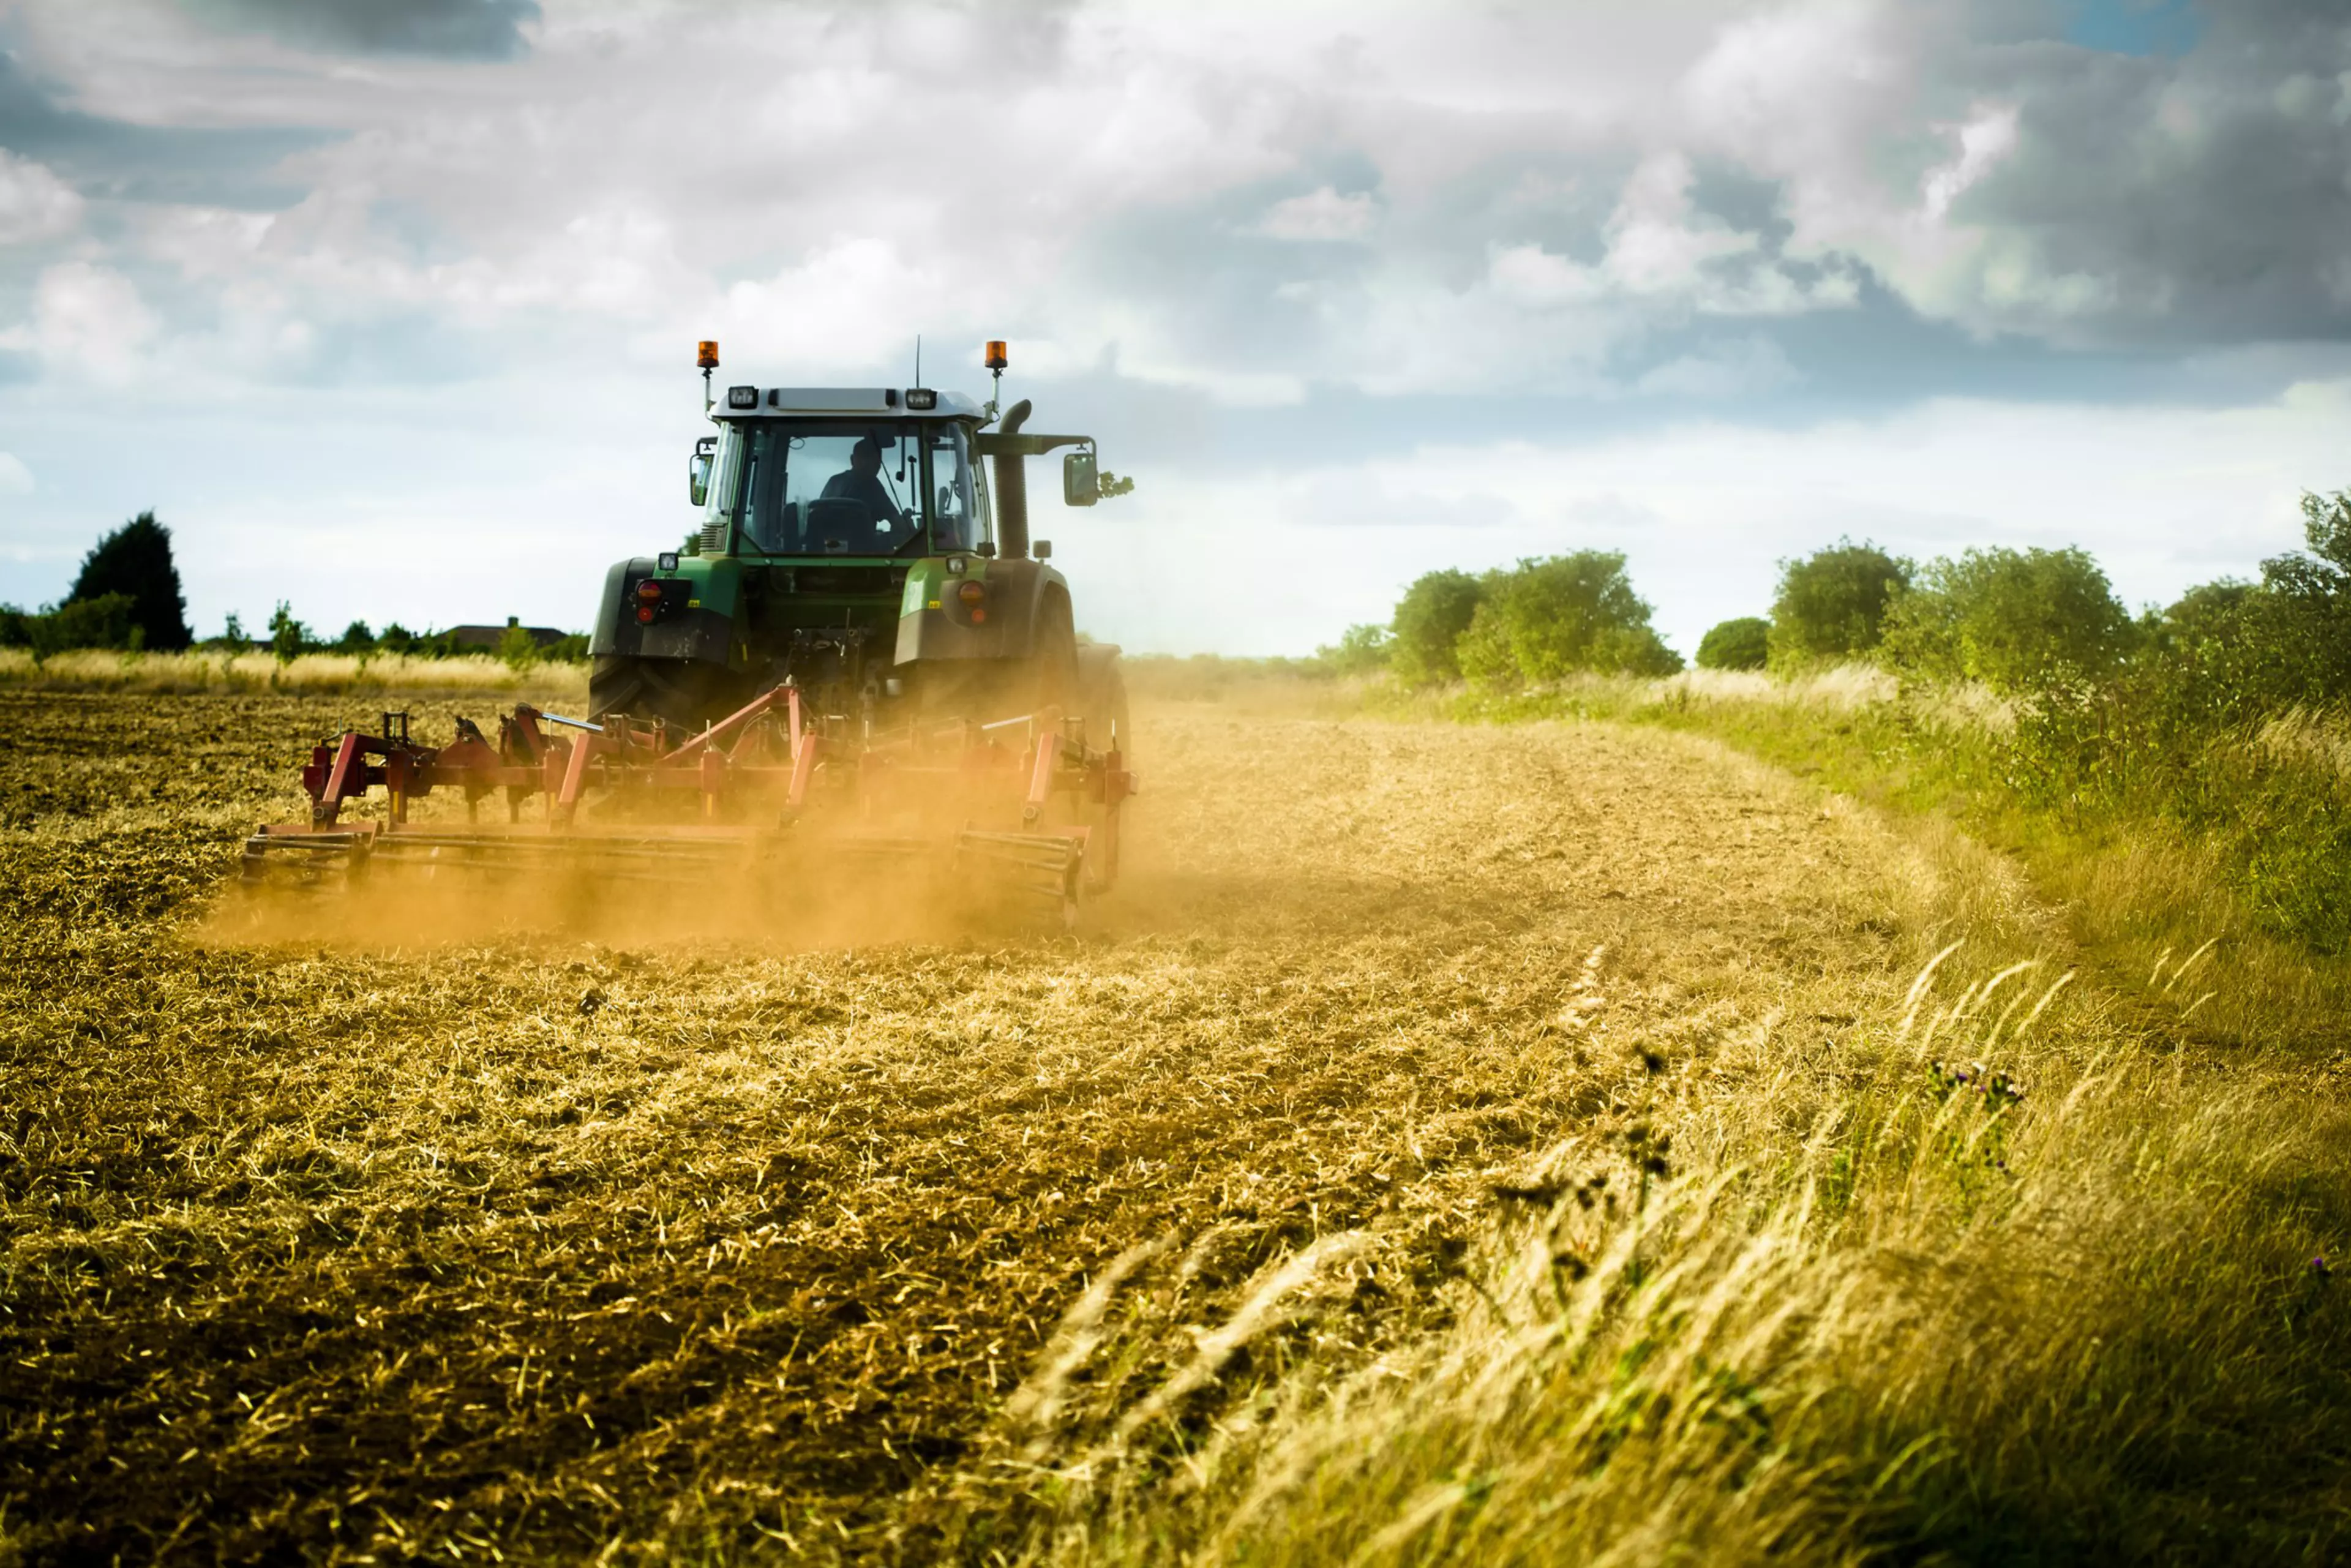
[1,689,1926,1561]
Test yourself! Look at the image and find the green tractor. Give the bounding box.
[586,342,1129,754]
[239,342,1139,926]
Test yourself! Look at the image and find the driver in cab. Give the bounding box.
[820,435,909,535]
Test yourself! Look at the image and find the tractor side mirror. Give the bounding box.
[1062,448,1098,508]
[689,437,716,507]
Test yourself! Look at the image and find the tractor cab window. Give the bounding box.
[926,424,984,553]
[738,422,916,556]
[699,423,746,550]
[720,419,982,558]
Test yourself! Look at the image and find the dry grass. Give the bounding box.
[2252,706,2351,786]
[0,648,590,698]
[1,685,2345,1563]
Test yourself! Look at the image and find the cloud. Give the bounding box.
[0,454,32,496]
[0,151,84,244]
[1256,187,1378,242]
[0,263,160,384]
[1635,336,1801,399]
[1681,0,2351,344]
[0,0,2346,643]
[181,0,542,59]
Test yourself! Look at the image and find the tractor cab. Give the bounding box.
[585,345,1119,735]
[689,389,996,561]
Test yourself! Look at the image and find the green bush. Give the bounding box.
[1696,616,1771,671]
[1768,541,1910,670]
[21,593,139,661]
[1455,552,1682,690]
[1389,569,1484,688]
[1880,546,2134,692]
[1316,623,1392,677]
[495,621,541,672]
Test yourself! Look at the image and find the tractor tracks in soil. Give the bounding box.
[0,690,1943,1561]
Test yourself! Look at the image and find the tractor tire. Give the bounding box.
[1029,591,1081,716]
[588,655,744,730]
[1075,645,1131,760]
[917,593,1082,727]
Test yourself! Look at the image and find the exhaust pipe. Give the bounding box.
[993,397,1031,560]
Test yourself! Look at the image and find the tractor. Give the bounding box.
[240,342,1138,924]
[587,339,1128,748]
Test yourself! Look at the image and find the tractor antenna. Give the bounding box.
[913,334,921,389]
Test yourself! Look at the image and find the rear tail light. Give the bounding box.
[634,577,679,626]
[956,578,988,625]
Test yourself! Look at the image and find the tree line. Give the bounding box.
[1325,489,2351,720]
[0,514,589,665]
[1325,487,2351,950]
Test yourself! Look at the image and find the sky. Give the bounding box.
[1,0,2347,656]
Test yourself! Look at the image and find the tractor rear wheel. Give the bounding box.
[588,655,744,730]
[1076,645,1131,760]
[913,593,1082,728]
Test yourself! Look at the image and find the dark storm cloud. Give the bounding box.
[1944,0,2351,343]
[0,49,324,207]
[182,0,541,60]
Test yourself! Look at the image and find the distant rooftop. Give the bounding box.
[444,620,570,649]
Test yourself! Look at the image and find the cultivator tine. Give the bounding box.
[240,825,376,887]
[956,830,1085,927]
[238,687,1130,931]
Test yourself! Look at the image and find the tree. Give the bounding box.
[2249,487,2351,703]
[220,612,248,653]
[268,602,307,664]
[1455,552,1682,689]
[334,620,377,655]
[1878,546,2134,691]
[378,623,418,656]
[1768,540,1911,670]
[1696,616,1771,671]
[1389,569,1485,687]
[69,511,191,651]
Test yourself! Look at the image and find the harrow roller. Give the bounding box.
[240,686,1135,929]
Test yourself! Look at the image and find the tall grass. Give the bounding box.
[977,898,2351,1565]
[1352,666,2351,1054]
[0,647,588,697]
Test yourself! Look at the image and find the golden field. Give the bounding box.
[2,682,2346,1563]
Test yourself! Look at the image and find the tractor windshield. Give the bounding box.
[711,420,983,558]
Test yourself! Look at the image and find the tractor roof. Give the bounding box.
[713,387,988,421]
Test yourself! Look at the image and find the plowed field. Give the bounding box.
[2,688,1939,1561]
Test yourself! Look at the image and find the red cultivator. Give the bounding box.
[241,686,1136,926]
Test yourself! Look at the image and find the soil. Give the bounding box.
[0,688,1913,1561]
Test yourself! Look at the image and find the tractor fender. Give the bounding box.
[893,558,1071,666]
[590,557,736,666]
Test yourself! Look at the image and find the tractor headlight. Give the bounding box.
[905,388,937,410]
[726,384,758,409]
